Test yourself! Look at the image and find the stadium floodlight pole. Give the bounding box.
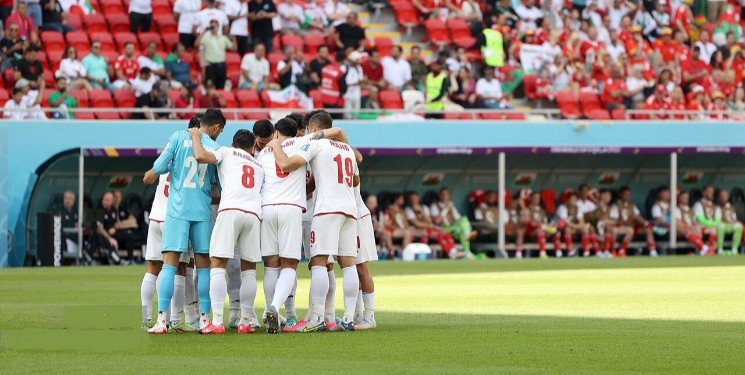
[77,147,84,266]
[670,152,677,250]
[498,152,506,257]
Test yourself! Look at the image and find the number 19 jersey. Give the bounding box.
[153,130,219,222]
[212,147,264,218]
[257,137,308,211]
[297,139,358,218]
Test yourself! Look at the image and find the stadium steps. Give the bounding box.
[355,3,431,58]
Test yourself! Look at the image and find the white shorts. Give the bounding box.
[145,221,191,263]
[261,205,303,260]
[210,210,261,262]
[309,214,358,258]
[302,219,312,259]
[356,215,378,265]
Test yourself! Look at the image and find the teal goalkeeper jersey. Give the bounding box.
[153,130,219,222]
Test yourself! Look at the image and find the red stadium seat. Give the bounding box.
[555,91,580,119]
[167,88,180,104]
[84,14,108,34]
[281,34,304,52]
[424,19,450,48]
[447,19,476,48]
[65,31,91,55]
[272,35,281,52]
[101,51,119,66]
[114,89,137,118]
[101,0,125,15]
[67,13,83,30]
[479,112,504,120]
[225,52,241,74]
[4,69,15,90]
[579,92,602,116]
[138,32,163,51]
[114,32,140,52]
[373,37,393,57]
[0,88,9,108]
[96,112,121,119]
[90,89,114,108]
[155,16,178,34]
[393,3,421,36]
[379,90,403,109]
[587,108,611,120]
[36,51,49,70]
[107,14,131,34]
[74,111,96,120]
[217,90,238,119]
[611,108,626,120]
[43,70,55,87]
[162,33,180,53]
[182,51,198,72]
[40,31,65,54]
[41,88,55,108]
[235,90,261,108]
[267,52,284,81]
[304,33,325,55]
[523,74,540,101]
[72,90,89,108]
[152,0,170,14]
[90,33,117,53]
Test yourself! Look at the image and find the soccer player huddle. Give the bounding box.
[140,108,376,334]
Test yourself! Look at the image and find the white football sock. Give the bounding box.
[263,267,280,311]
[341,266,359,323]
[227,258,241,321]
[240,270,257,322]
[304,287,312,322]
[324,269,336,324]
[209,268,227,326]
[140,273,157,321]
[310,266,329,322]
[284,277,297,317]
[170,275,185,325]
[354,290,363,322]
[184,267,198,324]
[363,292,375,321]
[271,268,296,312]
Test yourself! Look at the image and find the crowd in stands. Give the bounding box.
[1,0,742,120]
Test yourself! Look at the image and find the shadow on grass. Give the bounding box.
[2,309,744,374]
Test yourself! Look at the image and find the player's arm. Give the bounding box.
[309,127,348,143]
[268,139,307,172]
[189,128,218,164]
[353,174,360,187]
[153,136,177,174]
[306,174,316,196]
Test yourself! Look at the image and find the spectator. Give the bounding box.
[7,2,39,46]
[15,77,46,119]
[408,46,427,89]
[197,80,226,108]
[40,0,74,33]
[129,0,152,33]
[239,42,273,91]
[695,29,717,64]
[728,86,745,111]
[308,44,330,90]
[224,0,250,55]
[515,0,542,30]
[113,42,139,90]
[425,61,448,117]
[333,12,366,57]
[669,87,686,119]
[276,46,305,89]
[479,24,505,69]
[651,1,670,31]
[24,0,42,28]
[0,23,27,70]
[601,67,629,111]
[14,46,43,89]
[82,42,115,91]
[452,66,477,108]
[709,91,727,120]
[192,0,229,36]
[708,0,727,23]
[362,49,388,91]
[165,43,191,89]
[137,42,165,78]
[197,20,235,89]
[657,69,676,94]
[58,46,92,91]
[608,0,636,30]
[447,0,481,22]
[277,0,304,34]
[173,83,196,119]
[320,57,345,115]
[644,85,669,119]
[381,46,411,91]
[625,67,649,108]
[173,0,201,48]
[445,47,470,73]
[133,80,171,120]
[412,0,447,20]
[606,30,626,62]
[303,0,328,34]
[131,67,159,97]
[49,76,77,119]
[324,0,349,27]
[340,51,363,119]
[3,87,27,120]
[682,46,711,87]
[248,0,277,52]
[401,81,425,111]
[475,67,507,109]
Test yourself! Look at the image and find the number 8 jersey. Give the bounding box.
[212,147,264,218]
[296,139,358,218]
[153,130,219,222]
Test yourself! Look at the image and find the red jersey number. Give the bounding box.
[242,165,255,188]
[333,154,353,187]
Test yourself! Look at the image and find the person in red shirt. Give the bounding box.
[669,86,687,119]
[618,15,633,45]
[320,62,344,111]
[644,85,670,119]
[591,50,612,83]
[601,68,629,110]
[673,0,693,40]
[173,84,196,120]
[686,85,707,119]
[580,27,605,61]
[653,28,678,64]
[681,47,712,87]
[674,30,691,63]
[362,49,389,90]
[196,80,226,108]
[709,91,728,120]
[6,2,38,46]
[113,42,139,90]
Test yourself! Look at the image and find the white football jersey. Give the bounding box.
[355,185,370,219]
[257,137,307,210]
[149,173,170,222]
[297,139,358,218]
[212,147,264,218]
[303,164,315,221]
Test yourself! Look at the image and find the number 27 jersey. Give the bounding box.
[297,139,358,218]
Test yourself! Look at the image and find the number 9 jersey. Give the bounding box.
[296,139,359,219]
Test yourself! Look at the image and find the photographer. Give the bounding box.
[196,19,235,89]
[49,76,78,119]
[277,45,307,90]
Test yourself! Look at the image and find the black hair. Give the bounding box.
[202,108,227,127]
[188,113,203,129]
[172,43,183,53]
[232,129,255,151]
[391,45,402,54]
[303,109,327,129]
[309,112,333,130]
[578,183,590,190]
[599,189,611,195]
[285,112,304,129]
[253,119,274,138]
[140,67,152,75]
[56,76,66,83]
[25,45,39,53]
[275,118,298,137]
[619,186,631,194]
[439,187,450,193]
[12,87,22,95]
[124,42,135,48]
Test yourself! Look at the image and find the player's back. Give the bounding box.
[162,130,219,222]
[149,173,170,222]
[258,137,307,210]
[304,139,358,218]
[214,147,264,217]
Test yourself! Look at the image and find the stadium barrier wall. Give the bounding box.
[3,120,745,267]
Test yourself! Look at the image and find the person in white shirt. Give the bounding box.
[277,0,305,34]
[58,46,92,91]
[137,42,166,78]
[694,29,717,64]
[4,87,28,120]
[129,0,153,33]
[324,0,349,27]
[276,46,306,89]
[606,30,626,63]
[189,127,265,334]
[131,67,160,97]
[304,0,328,34]
[15,78,47,120]
[341,51,364,119]
[608,0,636,30]
[381,46,411,91]
[239,42,273,91]
[475,67,507,109]
[173,0,202,47]
[223,0,250,55]
[192,0,229,36]
[514,0,543,30]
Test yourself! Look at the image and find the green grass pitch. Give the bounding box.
[2,257,745,374]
